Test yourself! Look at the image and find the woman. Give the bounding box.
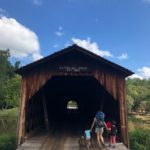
[90,111,107,147]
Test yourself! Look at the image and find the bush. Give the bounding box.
[0,134,16,150]
[129,129,150,150]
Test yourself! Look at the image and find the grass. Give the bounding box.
[0,107,18,119]
[128,114,150,131]
[128,114,150,150]
[0,108,149,150]
[0,133,16,150]
[129,128,150,150]
[0,108,18,150]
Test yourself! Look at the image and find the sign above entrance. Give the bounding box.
[59,66,88,73]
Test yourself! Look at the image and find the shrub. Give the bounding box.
[129,129,150,150]
[0,134,16,150]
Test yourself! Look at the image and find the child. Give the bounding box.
[84,129,91,148]
[106,119,112,133]
[106,119,112,143]
[109,121,117,148]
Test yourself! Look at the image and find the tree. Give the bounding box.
[4,75,21,108]
[0,49,21,109]
[126,78,150,113]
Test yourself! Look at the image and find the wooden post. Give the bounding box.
[42,89,49,131]
[118,78,128,147]
[123,79,129,148]
[17,78,27,146]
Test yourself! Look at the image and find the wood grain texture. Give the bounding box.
[17,132,129,150]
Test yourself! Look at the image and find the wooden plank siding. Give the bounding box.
[16,45,133,148]
[17,69,128,147]
[17,70,52,146]
[93,70,128,147]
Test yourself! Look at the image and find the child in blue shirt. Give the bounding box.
[84,129,91,148]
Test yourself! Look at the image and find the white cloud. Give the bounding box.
[72,37,113,57]
[65,41,71,47]
[0,16,43,61]
[33,0,42,6]
[0,8,7,17]
[0,8,6,14]
[128,66,150,80]
[32,53,43,60]
[128,74,143,80]
[58,26,62,30]
[55,26,64,36]
[55,31,64,36]
[143,0,150,4]
[53,44,58,48]
[137,66,150,79]
[117,53,128,60]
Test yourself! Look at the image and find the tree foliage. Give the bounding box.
[126,78,150,113]
[129,129,150,150]
[0,49,21,109]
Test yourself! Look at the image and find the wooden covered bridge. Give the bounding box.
[16,44,133,150]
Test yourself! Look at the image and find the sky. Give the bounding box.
[0,0,150,79]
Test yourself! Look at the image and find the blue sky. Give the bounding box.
[0,0,150,79]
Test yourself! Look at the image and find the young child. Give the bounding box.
[84,129,91,148]
[106,119,112,133]
[109,121,117,148]
[106,119,112,143]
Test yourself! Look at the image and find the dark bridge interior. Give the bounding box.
[26,76,120,138]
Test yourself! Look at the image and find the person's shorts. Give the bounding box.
[95,127,104,134]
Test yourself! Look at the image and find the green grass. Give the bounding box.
[0,133,16,150]
[128,114,150,150]
[0,107,18,119]
[0,108,18,150]
[129,129,150,150]
[128,114,150,132]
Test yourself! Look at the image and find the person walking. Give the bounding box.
[90,110,107,147]
[84,129,91,148]
[109,120,117,148]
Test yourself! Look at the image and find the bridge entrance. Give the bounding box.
[16,45,133,148]
[25,75,120,140]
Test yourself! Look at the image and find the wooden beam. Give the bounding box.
[118,77,128,147]
[17,77,27,146]
[42,89,49,131]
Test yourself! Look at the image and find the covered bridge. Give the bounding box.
[16,44,133,149]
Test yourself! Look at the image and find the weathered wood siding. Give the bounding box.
[17,70,52,146]
[94,70,128,147]
[17,67,128,147]
[16,46,131,148]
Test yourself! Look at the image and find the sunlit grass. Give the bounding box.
[128,114,150,132]
[0,107,18,119]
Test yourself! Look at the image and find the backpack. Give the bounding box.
[96,111,105,128]
[111,125,117,135]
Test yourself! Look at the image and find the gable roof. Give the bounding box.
[15,44,134,77]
